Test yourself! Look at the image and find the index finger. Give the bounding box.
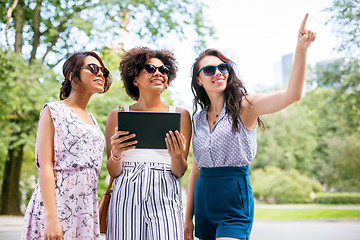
[299,13,309,32]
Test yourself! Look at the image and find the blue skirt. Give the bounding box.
[194,166,254,240]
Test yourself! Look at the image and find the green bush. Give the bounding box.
[315,192,360,204]
[251,166,322,204]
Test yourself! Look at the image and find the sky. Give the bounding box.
[124,0,344,112]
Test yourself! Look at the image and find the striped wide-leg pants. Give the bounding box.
[106,162,184,240]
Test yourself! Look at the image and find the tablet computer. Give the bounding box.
[117,111,181,149]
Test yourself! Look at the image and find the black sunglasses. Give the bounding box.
[144,64,170,75]
[197,63,230,76]
[80,63,109,78]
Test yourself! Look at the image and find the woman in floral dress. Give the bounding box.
[22,51,112,239]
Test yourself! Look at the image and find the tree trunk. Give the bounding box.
[30,0,42,63]
[0,139,24,215]
[14,0,24,53]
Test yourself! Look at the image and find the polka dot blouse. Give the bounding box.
[192,104,257,168]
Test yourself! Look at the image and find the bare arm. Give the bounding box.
[241,14,316,129]
[37,106,63,239]
[106,108,137,178]
[166,107,192,178]
[184,159,200,240]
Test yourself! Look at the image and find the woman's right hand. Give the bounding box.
[44,216,63,240]
[184,219,194,240]
[110,127,137,158]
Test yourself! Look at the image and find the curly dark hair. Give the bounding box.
[191,49,264,132]
[60,51,112,100]
[119,47,178,100]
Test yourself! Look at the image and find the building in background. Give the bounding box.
[274,53,294,88]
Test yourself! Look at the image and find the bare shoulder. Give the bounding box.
[37,105,55,135]
[175,107,191,122]
[106,107,122,130]
[38,105,52,123]
[108,107,122,118]
[175,106,190,116]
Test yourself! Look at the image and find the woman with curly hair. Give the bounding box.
[105,47,191,239]
[184,14,316,240]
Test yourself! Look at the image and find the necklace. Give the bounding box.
[208,111,220,125]
[213,114,219,125]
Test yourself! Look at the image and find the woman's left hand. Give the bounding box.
[165,130,186,160]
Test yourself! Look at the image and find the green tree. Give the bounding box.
[320,0,360,131]
[0,0,214,215]
[322,133,360,192]
[325,0,360,57]
[0,49,58,214]
[313,60,360,131]
[304,82,359,191]
[1,0,213,65]
[252,102,318,176]
[301,0,360,192]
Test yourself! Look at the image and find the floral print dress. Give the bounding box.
[22,101,105,239]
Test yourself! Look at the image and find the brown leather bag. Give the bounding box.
[99,176,114,234]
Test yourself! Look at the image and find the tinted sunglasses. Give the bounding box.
[197,63,230,76]
[144,64,170,75]
[81,64,109,78]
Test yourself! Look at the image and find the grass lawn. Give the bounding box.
[254,205,360,220]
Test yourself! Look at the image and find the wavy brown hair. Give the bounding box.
[119,47,178,100]
[191,49,264,132]
[60,51,112,100]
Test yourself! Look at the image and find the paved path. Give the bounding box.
[251,219,360,240]
[1,215,359,240]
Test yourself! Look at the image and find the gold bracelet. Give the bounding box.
[111,149,123,162]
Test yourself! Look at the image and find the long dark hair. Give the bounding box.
[191,49,264,132]
[60,51,112,100]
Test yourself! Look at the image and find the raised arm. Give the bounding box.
[242,14,316,129]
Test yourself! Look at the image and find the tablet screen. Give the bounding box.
[117,111,181,149]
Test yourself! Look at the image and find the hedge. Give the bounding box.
[315,192,360,204]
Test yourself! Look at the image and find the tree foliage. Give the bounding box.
[312,59,360,131]
[325,0,360,57]
[0,49,58,214]
[322,133,360,192]
[0,0,213,66]
[252,102,318,176]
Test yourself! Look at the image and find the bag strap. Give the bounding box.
[108,176,114,189]
[105,176,114,194]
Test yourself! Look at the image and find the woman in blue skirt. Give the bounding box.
[184,14,316,240]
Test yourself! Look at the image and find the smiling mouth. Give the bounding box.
[150,79,164,84]
[94,79,103,85]
[213,79,224,83]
